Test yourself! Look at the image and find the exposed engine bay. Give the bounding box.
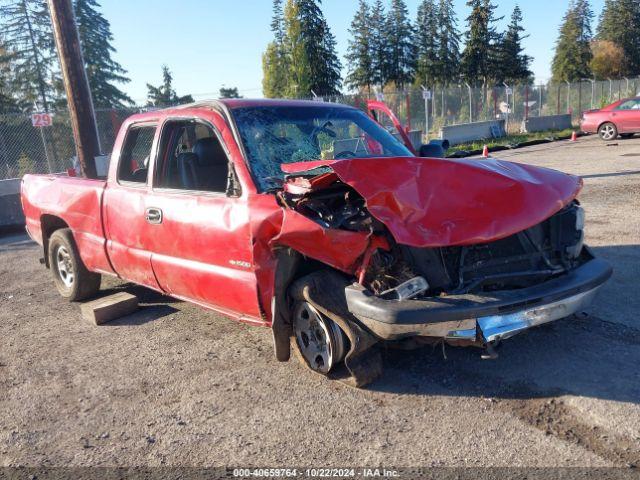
[278,174,588,300]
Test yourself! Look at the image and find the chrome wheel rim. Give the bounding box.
[293,301,346,374]
[56,245,74,288]
[601,125,616,140]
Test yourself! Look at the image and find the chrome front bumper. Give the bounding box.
[447,287,601,344]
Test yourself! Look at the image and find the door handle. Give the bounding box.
[145,207,163,225]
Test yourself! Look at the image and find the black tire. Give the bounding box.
[48,228,101,302]
[598,122,618,141]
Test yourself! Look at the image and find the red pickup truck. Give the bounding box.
[21,99,612,386]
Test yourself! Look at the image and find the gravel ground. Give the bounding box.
[1,134,639,469]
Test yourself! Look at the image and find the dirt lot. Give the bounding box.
[1,134,639,469]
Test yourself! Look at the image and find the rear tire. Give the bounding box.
[598,122,618,141]
[48,228,101,302]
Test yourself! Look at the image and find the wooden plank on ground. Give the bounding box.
[81,292,139,325]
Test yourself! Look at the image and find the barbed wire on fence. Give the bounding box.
[2,77,639,180]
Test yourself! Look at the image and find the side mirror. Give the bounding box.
[419,139,450,158]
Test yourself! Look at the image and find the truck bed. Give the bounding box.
[21,174,114,275]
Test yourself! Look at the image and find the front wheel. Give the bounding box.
[48,228,101,302]
[292,300,347,374]
[598,122,618,141]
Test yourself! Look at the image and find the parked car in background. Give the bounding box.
[581,97,640,140]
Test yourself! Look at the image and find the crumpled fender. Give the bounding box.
[282,156,582,247]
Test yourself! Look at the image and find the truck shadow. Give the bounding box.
[369,245,640,405]
[96,283,181,326]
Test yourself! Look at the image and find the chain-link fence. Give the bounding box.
[2,77,640,180]
[0,108,137,180]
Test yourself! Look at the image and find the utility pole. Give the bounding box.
[47,0,100,178]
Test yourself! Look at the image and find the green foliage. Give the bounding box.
[596,0,640,76]
[369,0,388,87]
[385,0,416,87]
[146,66,194,107]
[219,87,242,99]
[17,151,35,177]
[73,0,132,108]
[552,0,594,82]
[460,0,502,86]
[345,0,374,91]
[495,5,532,84]
[415,0,439,86]
[263,0,290,98]
[264,0,341,98]
[0,0,58,112]
[436,0,460,86]
[0,36,22,113]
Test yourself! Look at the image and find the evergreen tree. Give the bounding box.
[415,0,439,86]
[552,0,594,82]
[73,0,132,108]
[146,66,194,107]
[597,0,640,76]
[385,0,416,87]
[219,86,242,98]
[262,0,290,97]
[369,0,388,87]
[0,0,58,111]
[496,5,532,83]
[0,37,22,113]
[436,0,460,85]
[345,0,374,91]
[282,0,341,97]
[460,0,502,86]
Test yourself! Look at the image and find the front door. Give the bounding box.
[612,99,640,132]
[145,116,262,322]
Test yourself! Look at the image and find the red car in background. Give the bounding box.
[581,97,640,140]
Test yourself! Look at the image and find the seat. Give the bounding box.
[191,137,229,192]
[177,152,199,190]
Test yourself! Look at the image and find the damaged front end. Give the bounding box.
[270,156,612,385]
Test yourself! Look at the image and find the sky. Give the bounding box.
[100,0,607,104]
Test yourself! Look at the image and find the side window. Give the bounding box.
[616,100,640,111]
[117,125,156,184]
[155,120,230,193]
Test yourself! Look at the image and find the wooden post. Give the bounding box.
[47,0,99,179]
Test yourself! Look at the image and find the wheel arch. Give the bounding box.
[270,248,352,363]
[597,120,618,132]
[40,214,70,268]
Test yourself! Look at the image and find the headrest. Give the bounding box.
[177,152,198,164]
[193,137,224,166]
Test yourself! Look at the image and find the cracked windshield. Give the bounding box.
[232,105,413,191]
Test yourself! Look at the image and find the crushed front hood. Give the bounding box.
[282,156,582,247]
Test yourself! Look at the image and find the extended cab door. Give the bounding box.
[144,114,262,322]
[103,121,162,290]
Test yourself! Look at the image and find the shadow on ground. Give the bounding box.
[368,245,640,405]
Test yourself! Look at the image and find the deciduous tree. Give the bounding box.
[597,0,640,76]
[590,39,625,79]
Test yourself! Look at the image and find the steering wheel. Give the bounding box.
[335,150,358,159]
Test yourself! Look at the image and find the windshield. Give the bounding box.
[231,105,414,192]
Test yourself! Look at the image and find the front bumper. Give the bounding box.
[345,258,612,343]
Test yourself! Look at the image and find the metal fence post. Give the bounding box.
[39,125,53,173]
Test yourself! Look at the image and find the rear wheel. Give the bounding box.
[598,122,618,141]
[292,299,347,374]
[48,228,101,301]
